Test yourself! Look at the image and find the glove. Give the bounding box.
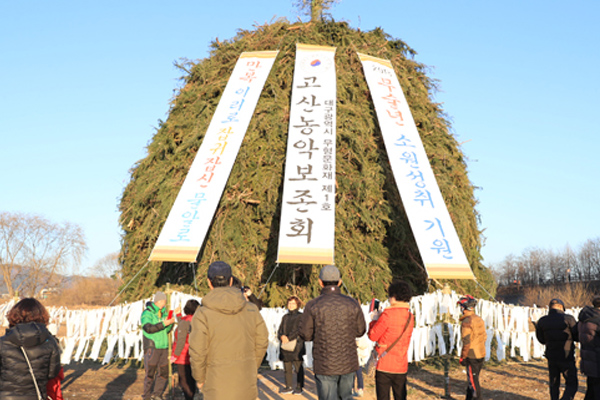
[459,357,467,366]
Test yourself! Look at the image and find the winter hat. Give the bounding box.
[319,265,341,282]
[154,291,167,303]
[457,295,477,310]
[549,298,565,310]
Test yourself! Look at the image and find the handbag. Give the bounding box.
[281,338,297,352]
[365,312,412,378]
[20,346,45,400]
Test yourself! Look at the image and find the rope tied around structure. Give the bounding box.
[108,260,150,307]
[190,262,199,293]
[257,262,281,299]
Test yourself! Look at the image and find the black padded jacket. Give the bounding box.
[535,308,578,362]
[579,306,600,377]
[277,310,306,362]
[298,285,366,376]
[0,322,61,400]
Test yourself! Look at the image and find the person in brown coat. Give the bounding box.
[458,295,487,400]
[188,261,269,400]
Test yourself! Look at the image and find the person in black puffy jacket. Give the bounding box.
[277,296,305,395]
[0,298,61,400]
[535,298,578,400]
[299,265,366,400]
[578,296,600,400]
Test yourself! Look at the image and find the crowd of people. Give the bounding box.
[137,262,503,400]
[3,263,600,400]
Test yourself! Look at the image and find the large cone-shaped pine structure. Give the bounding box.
[119,21,496,306]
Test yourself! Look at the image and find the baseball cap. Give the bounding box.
[319,265,341,282]
[154,291,167,303]
[207,261,232,280]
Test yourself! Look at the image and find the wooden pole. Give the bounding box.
[442,284,453,399]
[311,0,322,21]
[166,283,173,399]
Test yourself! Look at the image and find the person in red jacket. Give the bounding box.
[368,281,414,400]
[171,299,200,400]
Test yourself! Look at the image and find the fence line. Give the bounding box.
[20,290,571,366]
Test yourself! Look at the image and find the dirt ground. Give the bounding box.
[60,359,588,400]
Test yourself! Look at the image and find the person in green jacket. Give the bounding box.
[141,291,176,400]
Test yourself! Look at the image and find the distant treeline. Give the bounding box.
[493,237,600,287]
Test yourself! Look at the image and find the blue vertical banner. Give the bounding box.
[358,52,475,280]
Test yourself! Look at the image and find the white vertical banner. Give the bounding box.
[358,53,475,279]
[149,51,279,262]
[277,44,337,265]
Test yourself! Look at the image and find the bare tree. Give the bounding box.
[562,244,578,282]
[522,247,548,285]
[579,238,600,281]
[547,249,564,283]
[497,237,600,287]
[90,252,122,282]
[495,253,518,286]
[0,212,87,297]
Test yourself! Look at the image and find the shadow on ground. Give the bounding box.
[62,360,103,390]
[97,363,141,400]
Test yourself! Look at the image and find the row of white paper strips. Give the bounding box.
[33,290,581,366]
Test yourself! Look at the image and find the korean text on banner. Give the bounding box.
[149,51,279,263]
[357,53,475,280]
[277,44,337,265]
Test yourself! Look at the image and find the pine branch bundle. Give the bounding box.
[118,21,496,305]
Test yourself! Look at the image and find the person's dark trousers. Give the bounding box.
[177,363,197,400]
[584,376,600,400]
[315,372,354,400]
[465,358,484,400]
[375,370,407,400]
[354,367,364,390]
[548,359,578,400]
[143,348,169,400]
[284,360,305,390]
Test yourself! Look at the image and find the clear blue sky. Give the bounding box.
[1,0,598,273]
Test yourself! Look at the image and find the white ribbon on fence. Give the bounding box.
[29,289,565,366]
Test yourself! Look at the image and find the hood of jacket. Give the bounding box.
[147,302,167,315]
[202,286,248,315]
[4,322,52,349]
[459,309,475,321]
[580,305,600,324]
